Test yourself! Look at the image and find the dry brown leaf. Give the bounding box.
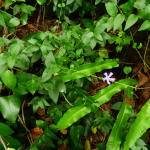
[60,129,67,135]
[31,126,43,141]
[36,107,45,116]
[137,71,149,87]
[125,93,135,107]
[132,61,142,75]
[84,139,91,150]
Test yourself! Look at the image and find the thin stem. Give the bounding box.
[62,92,73,106]
[144,35,150,66]
[0,136,7,150]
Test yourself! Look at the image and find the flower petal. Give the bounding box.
[107,80,111,85]
[109,78,115,81]
[108,72,113,77]
[104,72,108,77]
[103,77,107,81]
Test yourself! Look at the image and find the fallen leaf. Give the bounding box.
[31,126,43,141]
[36,107,45,116]
[27,24,34,29]
[125,93,135,107]
[60,129,67,135]
[132,61,142,75]
[137,71,149,87]
[85,139,91,150]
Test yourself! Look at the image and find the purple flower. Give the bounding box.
[103,72,115,85]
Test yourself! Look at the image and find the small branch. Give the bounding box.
[62,92,73,106]
[0,136,7,150]
[63,13,68,26]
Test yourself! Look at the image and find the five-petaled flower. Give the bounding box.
[103,72,115,85]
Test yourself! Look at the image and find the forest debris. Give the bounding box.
[84,139,91,150]
[36,107,45,116]
[60,129,67,135]
[137,71,149,87]
[125,93,135,107]
[132,61,142,75]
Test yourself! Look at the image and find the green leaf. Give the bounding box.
[8,17,20,27]
[124,14,138,31]
[13,5,21,15]
[59,59,119,82]
[97,142,105,150]
[45,51,56,67]
[57,78,138,129]
[94,24,108,34]
[23,45,39,53]
[124,99,150,150]
[48,89,59,104]
[105,2,118,17]
[57,105,91,130]
[0,122,14,136]
[138,20,150,31]
[107,17,115,32]
[76,0,82,6]
[106,87,133,150]
[7,56,16,69]
[70,125,84,146]
[82,19,93,28]
[26,80,38,95]
[123,66,132,74]
[111,102,122,110]
[36,120,49,129]
[0,95,21,122]
[20,3,31,14]
[0,13,6,28]
[114,14,125,31]
[95,33,103,41]
[1,70,17,90]
[36,0,47,5]
[5,0,13,8]
[95,0,102,5]
[66,0,74,5]
[31,51,42,64]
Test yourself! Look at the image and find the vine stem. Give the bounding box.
[62,92,73,106]
[0,136,7,150]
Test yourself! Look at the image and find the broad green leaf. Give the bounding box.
[26,80,38,95]
[5,0,13,8]
[7,56,16,69]
[45,51,56,67]
[76,0,82,6]
[37,0,47,5]
[48,89,59,104]
[124,14,138,31]
[82,19,93,28]
[66,0,74,5]
[0,122,14,136]
[0,37,10,46]
[57,78,137,129]
[120,0,135,13]
[44,128,59,140]
[124,99,150,150]
[107,17,115,32]
[138,20,150,31]
[13,83,28,95]
[8,17,20,27]
[1,70,17,90]
[114,14,125,31]
[105,2,118,17]
[16,0,26,1]
[0,95,21,122]
[23,45,39,53]
[95,0,102,5]
[59,59,119,82]
[94,23,108,34]
[0,53,8,65]
[95,33,103,41]
[8,43,23,56]
[31,51,42,64]
[0,64,7,75]
[57,105,91,130]
[0,13,6,28]
[106,87,133,150]
[13,5,20,15]
[90,38,97,49]
[123,66,132,74]
[20,3,31,14]
[36,120,49,129]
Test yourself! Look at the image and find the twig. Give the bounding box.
[22,100,26,124]
[62,92,73,106]
[0,136,7,150]
[63,13,68,26]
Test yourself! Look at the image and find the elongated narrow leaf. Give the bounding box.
[57,78,138,129]
[124,99,150,150]
[0,95,21,122]
[106,87,133,150]
[138,20,150,31]
[57,105,91,130]
[60,59,119,82]
[93,78,137,106]
[114,14,125,31]
[124,14,138,31]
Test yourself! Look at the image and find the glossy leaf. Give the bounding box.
[7,56,16,69]
[114,14,125,31]
[105,2,118,17]
[0,122,14,136]
[36,120,49,129]
[26,80,38,95]
[5,0,13,8]
[8,17,20,27]
[0,95,21,122]
[106,87,133,150]
[1,70,17,90]
[124,99,150,150]
[23,45,39,53]
[57,78,138,129]
[138,20,150,31]
[124,14,138,31]
[13,5,20,15]
[0,13,6,28]
[59,59,119,82]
